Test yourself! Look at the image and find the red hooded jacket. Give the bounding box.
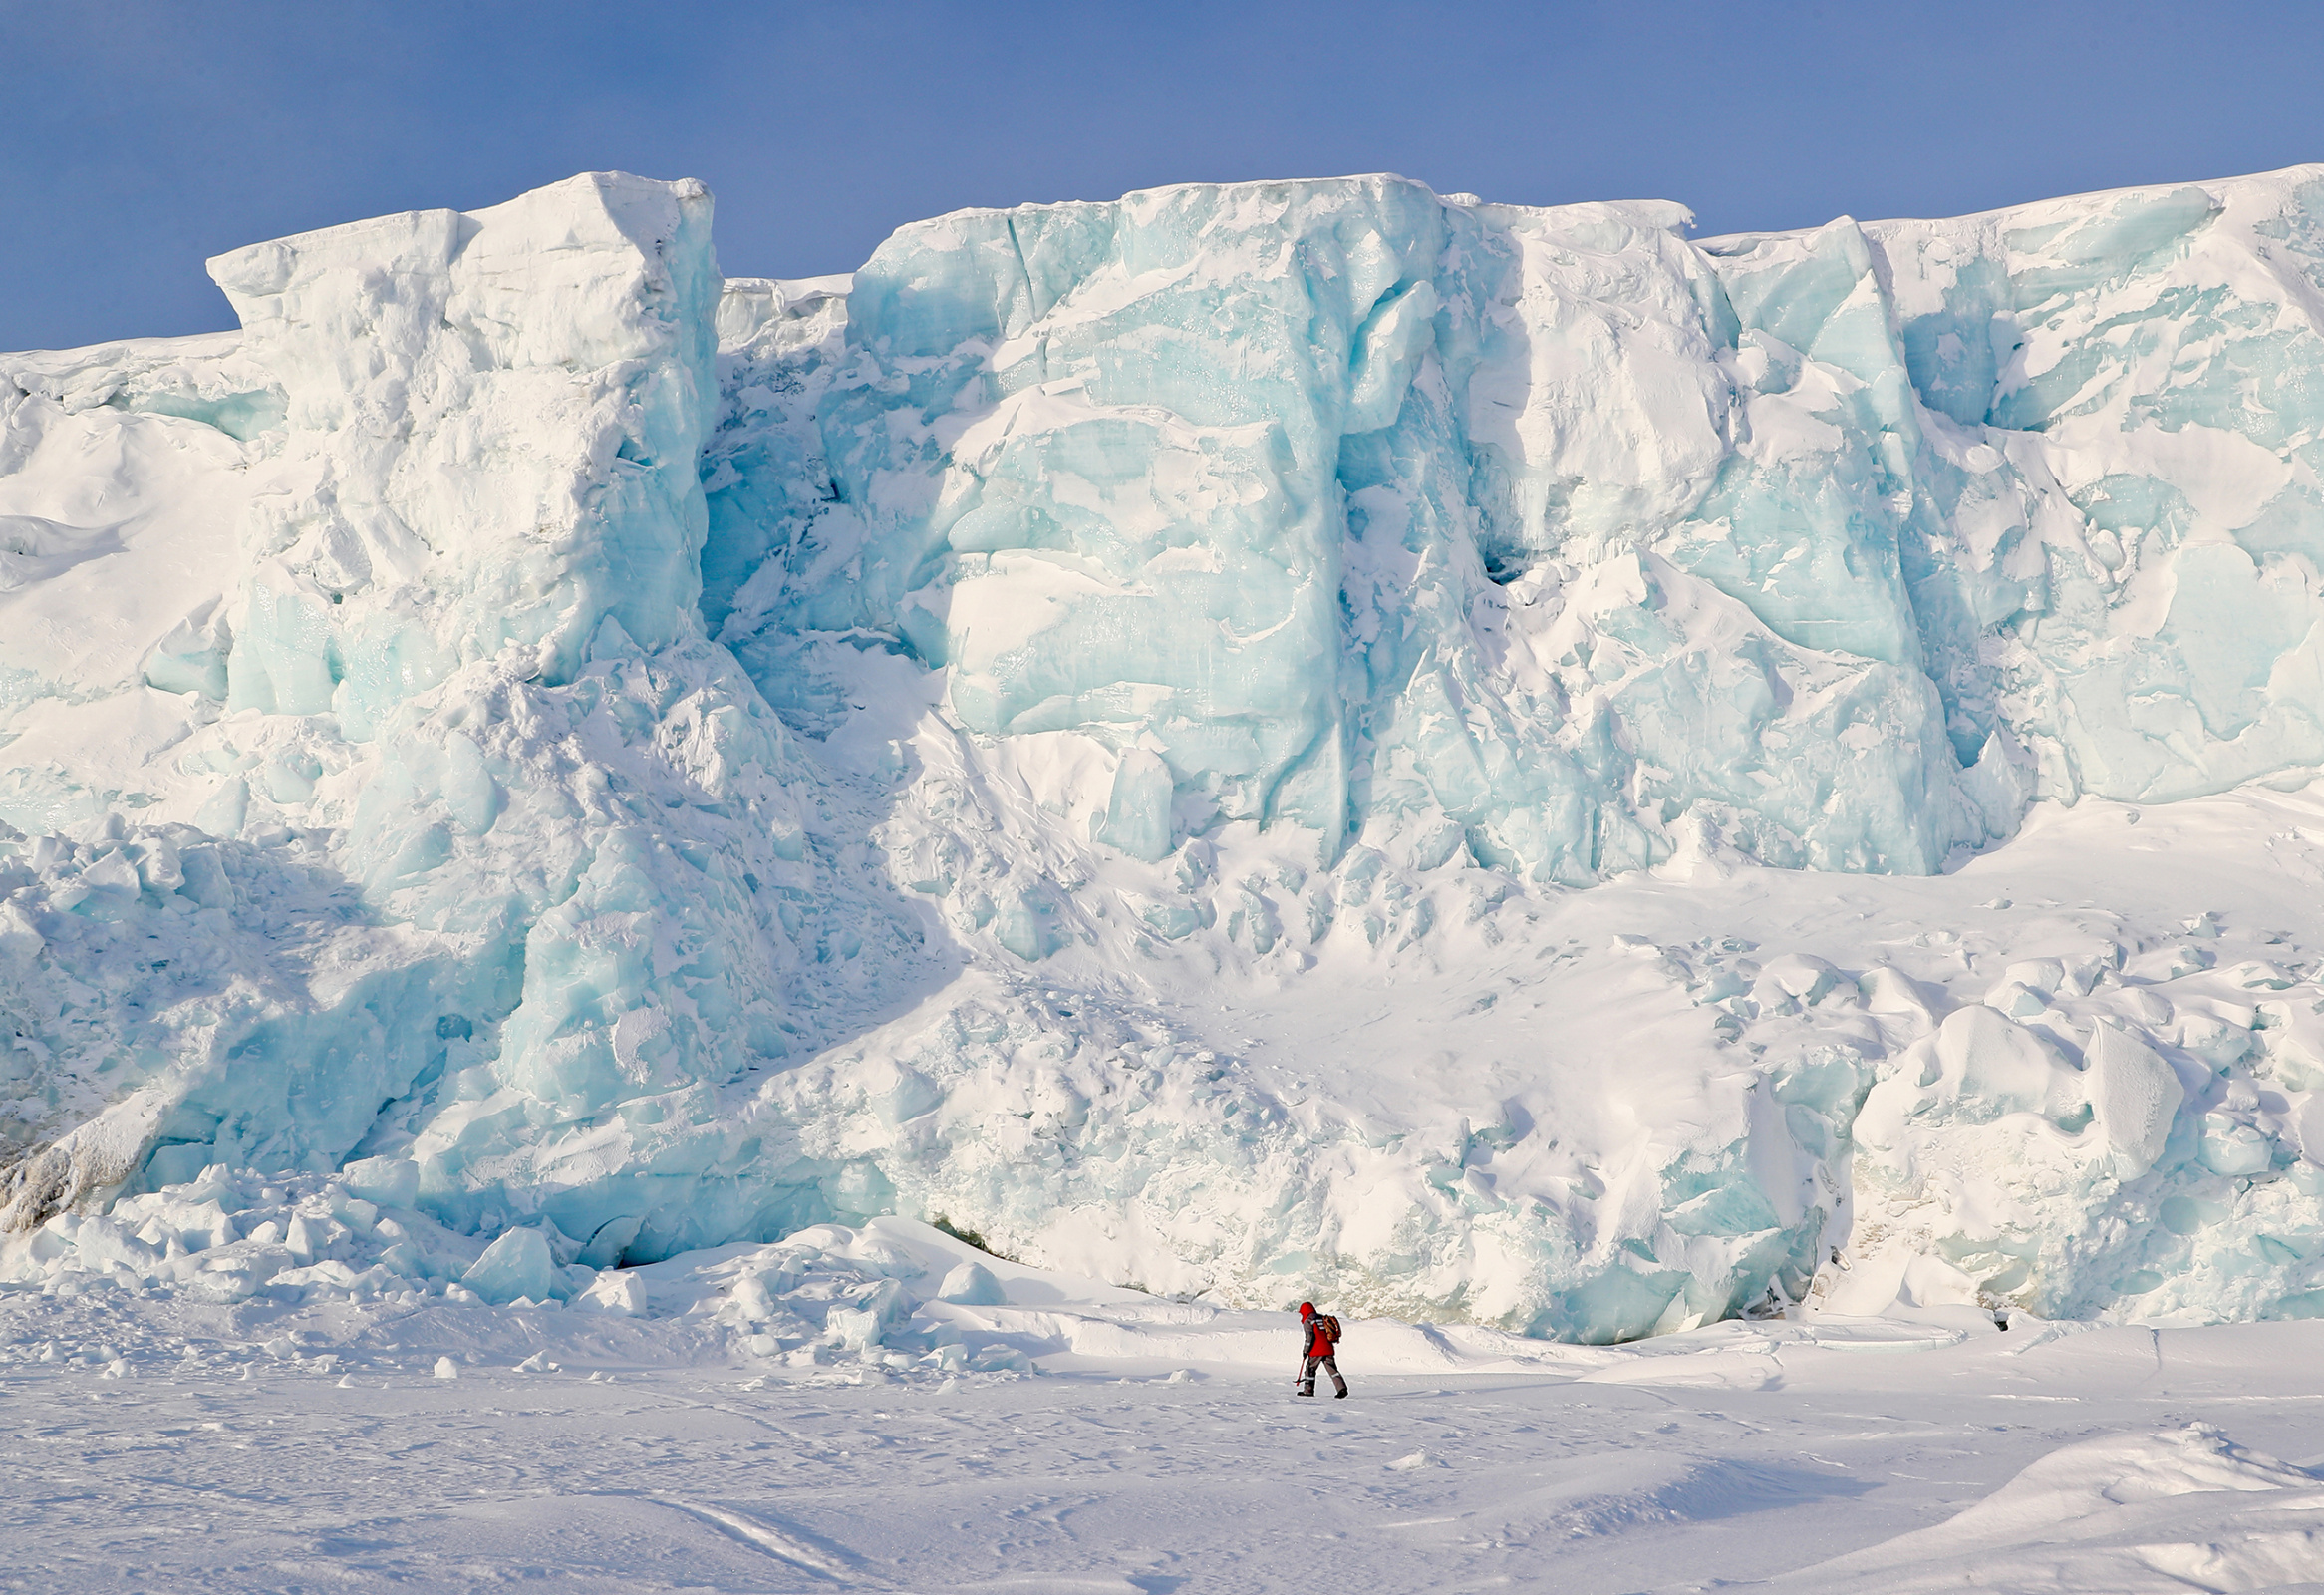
[1299,1304,1335,1358]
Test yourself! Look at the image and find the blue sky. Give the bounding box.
[5,0,2321,350]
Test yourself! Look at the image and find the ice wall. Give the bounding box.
[719,169,2324,881]
[715,180,2011,883]
[616,160,2324,1332]
[12,165,2324,1342]
[0,176,934,1259]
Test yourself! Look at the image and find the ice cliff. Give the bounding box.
[10,165,2324,1340]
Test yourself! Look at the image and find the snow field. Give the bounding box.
[8,1248,2324,1592]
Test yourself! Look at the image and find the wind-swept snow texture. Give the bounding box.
[11,166,2324,1341]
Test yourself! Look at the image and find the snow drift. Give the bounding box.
[11,164,2324,1340]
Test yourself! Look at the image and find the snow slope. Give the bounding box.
[10,165,2324,1341]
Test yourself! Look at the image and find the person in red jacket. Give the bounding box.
[1296,1302,1347,1399]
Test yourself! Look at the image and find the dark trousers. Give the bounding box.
[1299,1353,1346,1396]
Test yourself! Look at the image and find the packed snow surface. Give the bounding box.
[9,1226,2324,1591]
[11,163,2324,1349]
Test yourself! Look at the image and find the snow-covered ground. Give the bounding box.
[9,1226,2324,1593]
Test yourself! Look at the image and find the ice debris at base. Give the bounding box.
[0,1201,1577,1383]
[11,166,2324,1339]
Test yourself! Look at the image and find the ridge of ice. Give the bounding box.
[9,165,2324,1341]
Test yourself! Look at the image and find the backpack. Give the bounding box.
[1315,1313,1342,1346]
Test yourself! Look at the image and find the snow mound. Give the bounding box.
[9,165,2324,1338]
[1791,1423,2324,1593]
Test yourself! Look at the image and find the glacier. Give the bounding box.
[10,164,2324,1341]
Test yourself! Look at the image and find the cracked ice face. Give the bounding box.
[13,163,2324,1340]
